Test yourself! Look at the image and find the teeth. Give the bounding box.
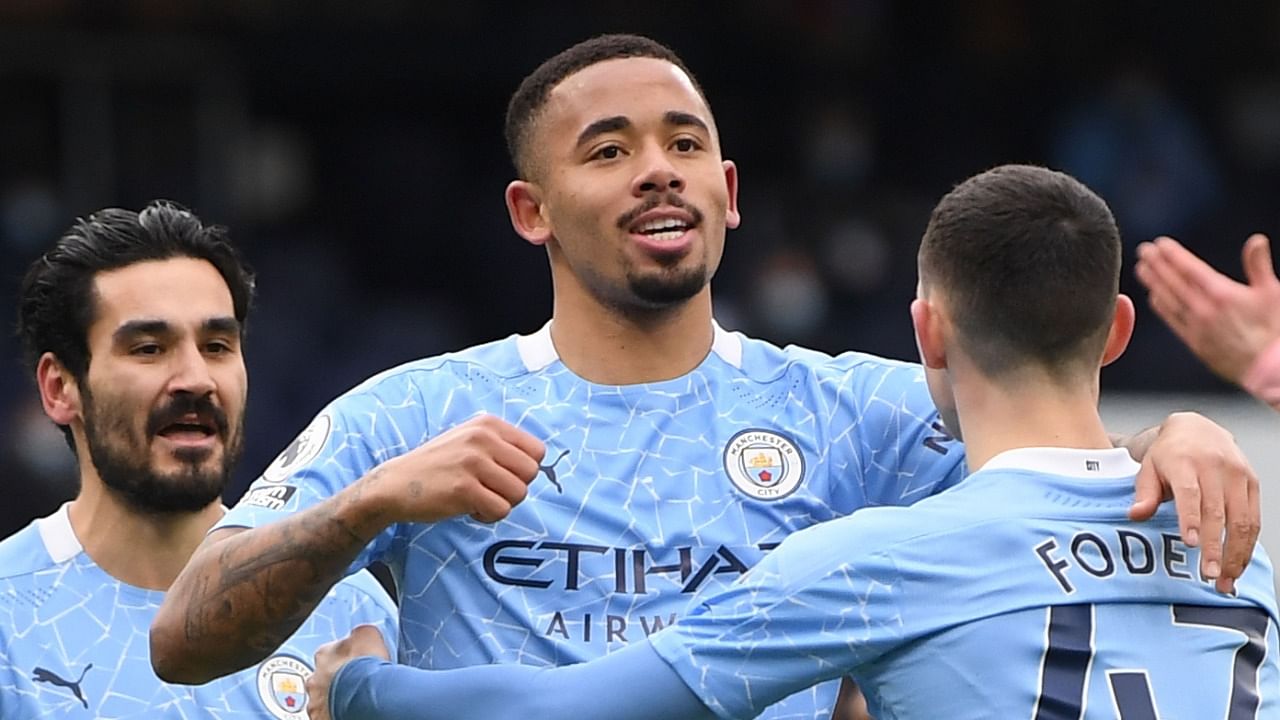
[647,230,685,242]
[636,217,689,234]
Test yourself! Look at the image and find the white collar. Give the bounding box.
[515,320,742,373]
[35,503,82,564]
[979,447,1139,478]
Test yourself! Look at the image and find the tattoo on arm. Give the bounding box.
[174,477,383,671]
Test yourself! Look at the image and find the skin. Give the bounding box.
[911,288,1136,469]
[36,257,246,590]
[1135,233,1280,386]
[505,56,741,384]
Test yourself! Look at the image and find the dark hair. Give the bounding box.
[504,33,706,180]
[17,199,255,384]
[918,164,1121,379]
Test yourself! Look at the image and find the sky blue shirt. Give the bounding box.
[652,447,1280,719]
[216,322,964,719]
[0,504,398,719]
[326,447,1279,720]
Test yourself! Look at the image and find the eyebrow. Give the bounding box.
[573,111,711,149]
[112,316,241,343]
[575,116,631,149]
[203,316,242,335]
[663,111,709,134]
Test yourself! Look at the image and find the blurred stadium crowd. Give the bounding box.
[3,1,1279,535]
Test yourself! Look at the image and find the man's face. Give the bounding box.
[77,257,247,514]
[528,56,740,313]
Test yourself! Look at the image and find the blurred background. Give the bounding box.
[2,1,1278,569]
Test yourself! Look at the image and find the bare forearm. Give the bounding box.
[151,482,386,683]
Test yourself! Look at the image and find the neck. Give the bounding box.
[68,466,223,591]
[951,365,1112,471]
[549,284,715,385]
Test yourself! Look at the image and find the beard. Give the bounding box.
[626,263,709,306]
[82,387,243,515]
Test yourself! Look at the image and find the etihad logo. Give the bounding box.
[483,540,780,595]
[723,429,805,500]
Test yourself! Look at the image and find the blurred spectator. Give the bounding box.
[1050,59,1222,245]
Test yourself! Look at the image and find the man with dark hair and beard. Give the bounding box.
[0,201,397,718]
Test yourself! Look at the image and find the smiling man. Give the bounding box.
[0,201,396,718]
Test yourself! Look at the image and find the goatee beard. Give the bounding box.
[627,265,708,306]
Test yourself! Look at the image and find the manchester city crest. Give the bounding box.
[256,654,312,718]
[723,429,805,500]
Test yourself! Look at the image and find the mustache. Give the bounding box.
[145,394,229,437]
[615,192,704,230]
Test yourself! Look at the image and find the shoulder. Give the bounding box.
[794,481,1007,560]
[730,330,924,385]
[327,333,536,409]
[0,514,63,581]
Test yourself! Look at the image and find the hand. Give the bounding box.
[360,414,545,527]
[306,625,392,720]
[1135,234,1280,384]
[1127,412,1260,595]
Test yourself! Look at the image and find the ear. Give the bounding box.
[1101,294,1135,367]
[36,352,82,426]
[722,160,741,230]
[505,180,552,246]
[910,297,948,370]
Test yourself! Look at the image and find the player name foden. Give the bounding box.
[1034,530,1202,594]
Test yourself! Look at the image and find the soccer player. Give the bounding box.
[314,165,1280,720]
[1136,233,1280,411]
[151,35,1259,720]
[0,202,397,718]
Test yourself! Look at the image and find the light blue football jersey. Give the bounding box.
[650,447,1280,719]
[216,322,964,719]
[0,504,398,719]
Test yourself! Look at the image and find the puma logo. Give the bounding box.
[538,450,570,493]
[33,664,92,708]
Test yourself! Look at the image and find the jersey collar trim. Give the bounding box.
[980,447,1139,478]
[36,503,82,564]
[515,320,742,372]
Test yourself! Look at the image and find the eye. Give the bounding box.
[673,137,701,152]
[205,341,233,354]
[590,144,624,161]
[131,343,162,356]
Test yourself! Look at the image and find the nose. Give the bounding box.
[631,143,685,196]
[168,342,216,397]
